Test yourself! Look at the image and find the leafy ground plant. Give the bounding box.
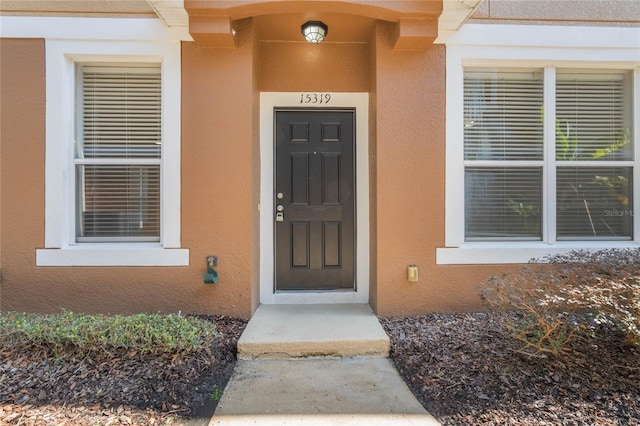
[210,384,224,402]
[480,249,640,355]
[0,310,218,356]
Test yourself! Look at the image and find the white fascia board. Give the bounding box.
[447,23,640,51]
[436,0,484,43]
[146,0,189,28]
[0,16,191,41]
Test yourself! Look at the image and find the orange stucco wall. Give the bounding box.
[2,2,638,318]
[181,19,260,318]
[1,39,46,312]
[0,13,517,318]
[370,22,506,316]
[259,42,369,92]
[0,35,260,318]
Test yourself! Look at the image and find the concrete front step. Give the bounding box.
[237,304,390,359]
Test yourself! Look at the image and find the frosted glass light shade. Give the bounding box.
[301,21,328,43]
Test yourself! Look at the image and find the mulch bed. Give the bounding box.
[0,315,247,425]
[381,313,640,425]
[1,312,639,425]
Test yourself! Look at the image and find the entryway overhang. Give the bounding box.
[149,0,483,47]
[182,0,442,50]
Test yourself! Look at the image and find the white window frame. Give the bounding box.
[438,24,640,265]
[28,19,189,266]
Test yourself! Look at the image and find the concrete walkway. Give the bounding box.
[208,304,440,425]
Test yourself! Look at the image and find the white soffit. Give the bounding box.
[146,0,188,27]
[437,0,484,43]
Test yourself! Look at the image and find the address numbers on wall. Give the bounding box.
[300,93,332,104]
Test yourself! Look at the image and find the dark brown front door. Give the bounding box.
[275,109,355,291]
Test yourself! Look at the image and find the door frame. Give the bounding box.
[260,92,369,304]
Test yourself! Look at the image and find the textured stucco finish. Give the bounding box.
[259,41,370,92]
[0,33,261,318]
[0,5,526,318]
[1,39,46,312]
[472,0,640,25]
[370,22,510,316]
[0,0,155,17]
[185,1,441,49]
[181,19,260,318]
[0,25,504,318]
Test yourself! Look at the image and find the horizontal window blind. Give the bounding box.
[77,165,160,241]
[465,168,542,240]
[463,67,634,243]
[81,67,161,159]
[556,73,631,161]
[76,65,161,242]
[557,167,633,240]
[464,72,543,161]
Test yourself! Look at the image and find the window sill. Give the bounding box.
[436,242,640,265]
[36,246,190,266]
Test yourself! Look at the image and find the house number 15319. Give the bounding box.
[300,93,331,104]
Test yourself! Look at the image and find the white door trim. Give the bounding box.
[260,92,369,304]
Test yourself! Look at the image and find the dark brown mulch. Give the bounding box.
[0,315,247,425]
[381,313,640,425]
[2,312,639,425]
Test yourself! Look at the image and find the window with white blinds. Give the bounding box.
[464,70,544,240]
[555,72,633,240]
[465,167,542,240]
[556,73,631,162]
[464,71,543,161]
[76,66,161,242]
[464,68,634,242]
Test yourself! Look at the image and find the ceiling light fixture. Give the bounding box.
[301,21,328,43]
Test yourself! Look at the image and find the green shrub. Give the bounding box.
[0,310,218,356]
[481,249,640,355]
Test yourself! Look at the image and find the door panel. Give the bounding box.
[275,110,355,291]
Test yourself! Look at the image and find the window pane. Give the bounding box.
[465,168,542,240]
[556,72,631,161]
[464,71,543,160]
[77,165,160,241]
[81,67,161,159]
[557,167,633,240]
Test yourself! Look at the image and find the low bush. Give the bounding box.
[0,310,219,356]
[481,249,640,355]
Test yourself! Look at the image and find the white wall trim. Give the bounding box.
[446,24,640,51]
[259,92,369,304]
[37,36,187,266]
[440,23,640,265]
[36,247,189,267]
[437,242,640,265]
[0,16,191,41]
